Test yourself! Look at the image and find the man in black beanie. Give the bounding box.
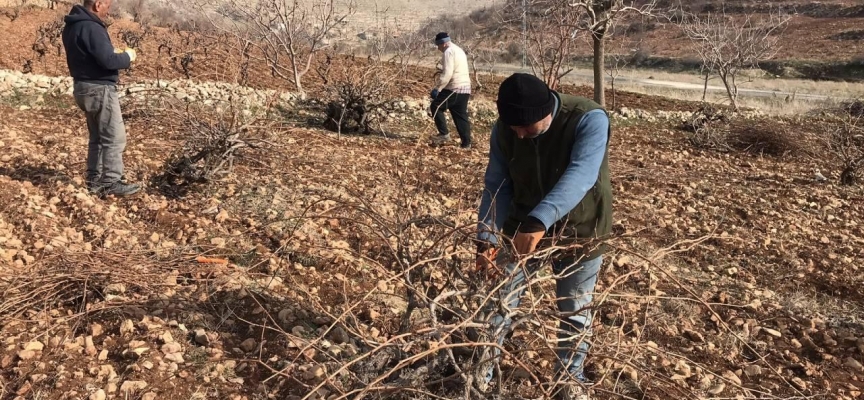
[474,73,612,399]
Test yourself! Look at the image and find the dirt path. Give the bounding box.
[482,63,845,102]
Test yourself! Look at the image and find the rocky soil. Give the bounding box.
[1,5,863,400]
[1,66,863,399]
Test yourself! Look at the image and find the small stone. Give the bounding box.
[708,382,726,395]
[722,370,742,386]
[142,393,157,400]
[98,350,108,360]
[23,341,44,352]
[674,360,692,378]
[85,336,97,356]
[164,353,184,363]
[98,364,117,380]
[17,350,36,361]
[744,364,762,377]
[239,338,257,352]
[329,327,350,344]
[161,342,182,354]
[342,344,358,357]
[622,366,638,381]
[844,357,864,372]
[790,377,806,390]
[683,329,704,343]
[89,389,106,400]
[194,329,210,346]
[161,332,174,344]
[291,325,307,336]
[120,319,135,335]
[376,280,388,292]
[104,283,126,294]
[125,341,149,358]
[327,346,342,358]
[761,327,782,338]
[119,380,148,393]
[29,374,48,384]
[613,255,631,268]
[303,364,326,381]
[91,324,104,337]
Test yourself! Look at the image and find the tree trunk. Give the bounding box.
[610,77,616,109]
[593,33,605,107]
[702,71,709,102]
[293,65,306,99]
[719,72,737,111]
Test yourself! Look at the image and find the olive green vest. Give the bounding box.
[496,93,613,260]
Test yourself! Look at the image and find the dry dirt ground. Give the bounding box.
[1,5,864,400]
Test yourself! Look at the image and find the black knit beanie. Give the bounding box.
[496,73,556,126]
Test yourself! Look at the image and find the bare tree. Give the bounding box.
[1,0,28,21]
[827,104,864,185]
[462,38,499,93]
[321,30,419,136]
[502,0,582,90]
[604,37,641,110]
[566,0,657,107]
[208,0,356,97]
[678,8,791,111]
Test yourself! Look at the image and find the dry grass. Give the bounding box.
[476,63,861,114]
[620,85,845,115]
[608,67,864,99]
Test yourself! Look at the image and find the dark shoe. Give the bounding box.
[460,142,472,149]
[432,134,450,144]
[87,182,106,195]
[102,181,141,197]
[550,371,591,400]
[553,383,589,400]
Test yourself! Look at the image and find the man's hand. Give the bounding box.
[430,89,439,99]
[513,217,546,255]
[475,244,499,277]
[124,48,137,62]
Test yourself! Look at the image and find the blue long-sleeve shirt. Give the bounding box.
[477,106,609,245]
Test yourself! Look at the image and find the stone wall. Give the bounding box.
[4,68,763,125]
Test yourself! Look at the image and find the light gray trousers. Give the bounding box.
[73,82,127,185]
[485,253,602,382]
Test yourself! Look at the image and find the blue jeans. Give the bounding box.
[484,253,603,382]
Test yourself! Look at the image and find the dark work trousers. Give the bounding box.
[430,90,472,147]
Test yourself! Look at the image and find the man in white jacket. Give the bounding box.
[430,32,472,148]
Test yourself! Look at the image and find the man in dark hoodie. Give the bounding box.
[62,0,139,196]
